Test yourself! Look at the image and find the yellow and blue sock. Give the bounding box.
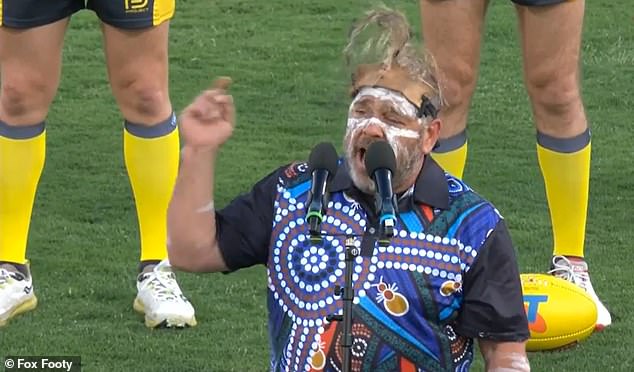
[0,121,46,266]
[123,113,179,264]
[431,130,468,179]
[537,129,591,258]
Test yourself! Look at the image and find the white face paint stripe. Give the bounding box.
[347,117,420,139]
[350,86,419,119]
[346,117,419,160]
[346,87,425,161]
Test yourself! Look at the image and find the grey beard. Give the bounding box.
[349,164,376,194]
[343,128,424,195]
[345,146,422,195]
[392,146,423,192]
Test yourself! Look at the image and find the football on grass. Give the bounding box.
[521,273,597,351]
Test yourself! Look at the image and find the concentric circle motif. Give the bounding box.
[333,323,372,371]
[268,192,375,326]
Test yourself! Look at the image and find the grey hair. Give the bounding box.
[343,6,444,111]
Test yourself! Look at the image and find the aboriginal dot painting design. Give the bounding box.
[267,177,494,371]
[445,324,473,372]
[268,186,373,372]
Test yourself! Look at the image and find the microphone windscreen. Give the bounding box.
[308,142,339,179]
[364,141,396,176]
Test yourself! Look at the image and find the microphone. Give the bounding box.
[364,141,397,242]
[306,142,338,242]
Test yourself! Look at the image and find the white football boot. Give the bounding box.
[548,255,612,330]
[0,263,37,327]
[133,259,197,328]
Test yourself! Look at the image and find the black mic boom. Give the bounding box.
[364,141,397,241]
[306,142,338,242]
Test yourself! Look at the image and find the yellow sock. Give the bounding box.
[0,122,46,264]
[537,129,591,258]
[431,130,468,178]
[124,114,179,262]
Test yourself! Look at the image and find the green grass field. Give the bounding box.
[1,0,633,371]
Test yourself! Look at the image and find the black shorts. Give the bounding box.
[0,0,175,29]
[511,0,570,5]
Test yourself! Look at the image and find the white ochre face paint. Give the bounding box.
[347,117,420,140]
[347,87,424,142]
[353,87,419,118]
[344,86,428,193]
[346,87,424,157]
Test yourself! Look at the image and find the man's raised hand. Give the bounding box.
[179,77,235,151]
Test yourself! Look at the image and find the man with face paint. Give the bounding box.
[167,8,530,372]
[345,86,431,195]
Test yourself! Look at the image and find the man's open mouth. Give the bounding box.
[358,147,367,164]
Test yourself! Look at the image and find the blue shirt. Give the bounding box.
[216,157,528,372]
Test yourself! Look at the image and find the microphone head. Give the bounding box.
[364,141,396,176]
[308,142,339,179]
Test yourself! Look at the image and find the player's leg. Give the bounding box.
[0,0,80,326]
[89,0,195,328]
[419,0,489,178]
[515,0,610,328]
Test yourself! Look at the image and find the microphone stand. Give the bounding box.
[322,231,395,372]
[341,236,358,372]
[323,236,359,372]
[316,211,394,372]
